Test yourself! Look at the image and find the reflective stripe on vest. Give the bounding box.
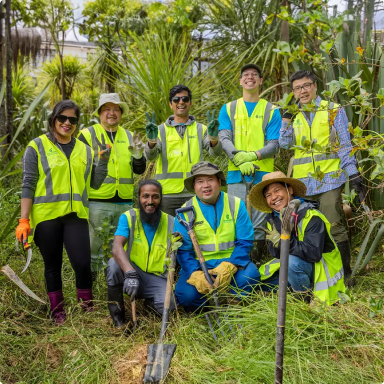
[292,100,341,179]
[154,121,205,194]
[27,135,93,243]
[259,258,280,280]
[81,124,134,199]
[226,98,274,173]
[124,209,173,275]
[183,193,240,260]
[298,208,345,305]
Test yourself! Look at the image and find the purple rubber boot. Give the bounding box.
[47,290,66,326]
[76,288,94,312]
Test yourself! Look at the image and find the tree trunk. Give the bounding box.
[58,51,66,99]
[0,4,6,158]
[5,0,12,147]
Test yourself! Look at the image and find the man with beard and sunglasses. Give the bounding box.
[78,93,146,277]
[144,85,223,217]
[105,180,176,328]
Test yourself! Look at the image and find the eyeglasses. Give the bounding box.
[242,72,260,79]
[292,82,315,93]
[172,96,190,104]
[57,115,78,125]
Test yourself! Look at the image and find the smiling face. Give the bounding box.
[139,184,162,215]
[240,69,263,93]
[292,77,317,105]
[99,102,122,129]
[264,182,294,212]
[53,108,78,143]
[169,90,192,119]
[193,175,221,204]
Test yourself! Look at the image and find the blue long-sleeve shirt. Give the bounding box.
[278,96,358,196]
[173,192,254,277]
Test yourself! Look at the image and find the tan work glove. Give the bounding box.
[208,261,238,291]
[187,271,213,294]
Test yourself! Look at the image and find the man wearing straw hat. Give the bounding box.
[79,93,147,275]
[217,64,281,261]
[174,161,260,311]
[249,171,345,305]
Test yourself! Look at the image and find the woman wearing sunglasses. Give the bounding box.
[15,100,111,325]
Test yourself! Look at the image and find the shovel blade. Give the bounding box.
[143,343,176,383]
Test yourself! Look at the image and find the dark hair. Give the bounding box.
[169,85,192,102]
[138,179,163,199]
[262,182,288,197]
[290,70,317,88]
[48,100,80,135]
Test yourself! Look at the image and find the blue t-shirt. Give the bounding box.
[115,213,159,248]
[218,100,281,185]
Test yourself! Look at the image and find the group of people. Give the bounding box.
[15,64,360,327]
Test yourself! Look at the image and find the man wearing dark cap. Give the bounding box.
[173,161,260,311]
[217,64,281,261]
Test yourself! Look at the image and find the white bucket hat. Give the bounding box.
[93,93,129,116]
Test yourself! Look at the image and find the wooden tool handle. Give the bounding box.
[246,195,252,219]
[131,301,136,322]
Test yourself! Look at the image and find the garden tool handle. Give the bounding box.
[131,300,137,322]
[159,249,177,341]
[176,206,196,230]
[359,191,373,222]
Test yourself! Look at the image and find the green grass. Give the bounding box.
[1,182,384,383]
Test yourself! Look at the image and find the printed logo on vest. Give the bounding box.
[47,147,58,156]
[169,149,181,157]
[253,115,263,119]
[134,233,142,243]
[117,140,126,143]
[188,135,197,139]
[223,214,233,223]
[194,220,204,227]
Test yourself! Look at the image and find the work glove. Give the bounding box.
[208,261,238,291]
[350,173,365,195]
[187,270,213,294]
[282,94,299,120]
[239,162,257,176]
[128,131,145,159]
[97,135,112,160]
[15,218,31,243]
[232,151,257,167]
[123,270,140,301]
[145,112,158,144]
[262,224,281,248]
[207,109,219,143]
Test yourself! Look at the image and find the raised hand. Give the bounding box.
[207,109,219,142]
[97,134,112,160]
[128,131,145,159]
[145,112,158,144]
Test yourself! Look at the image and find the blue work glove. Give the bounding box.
[123,270,140,301]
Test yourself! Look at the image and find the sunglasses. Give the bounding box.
[172,96,190,104]
[56,115,79,125]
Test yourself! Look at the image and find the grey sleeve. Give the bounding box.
[90,157,109,190]
[258,139,279,159]
[144,139,161,162]
[21,146,39,199]
[219,129,238,161]
[202,130,222,156]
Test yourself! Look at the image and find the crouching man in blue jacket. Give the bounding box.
[174,161,260,312]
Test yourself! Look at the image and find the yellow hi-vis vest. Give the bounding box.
[226,98,274,173]
[182,193,240,261]
[259,209,345,305]
[27,134,93,243]
[292,100,340,179]
[79,124,134,199]
[154,121,206,194]
[123,209,173,275]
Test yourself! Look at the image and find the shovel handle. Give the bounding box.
[131,301,137,323]
[246,195,252,220]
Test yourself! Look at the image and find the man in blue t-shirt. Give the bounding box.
[218,63,281,260]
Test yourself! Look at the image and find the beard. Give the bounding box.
[139,201,162,226]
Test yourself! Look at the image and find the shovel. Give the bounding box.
[143,248,177,383]
[274,199,301,384]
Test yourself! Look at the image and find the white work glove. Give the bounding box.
[128,131,145,159]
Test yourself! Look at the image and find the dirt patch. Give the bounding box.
[113,344,148,384]
[44,343,63,370]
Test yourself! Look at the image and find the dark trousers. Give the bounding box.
[161,195,193,217]
[34,212,92,292]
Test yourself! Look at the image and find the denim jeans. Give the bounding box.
[262,255,314,293]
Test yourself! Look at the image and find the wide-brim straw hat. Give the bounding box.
[249,171,307,213]
[184,161,226,193]
[92,93,129,116]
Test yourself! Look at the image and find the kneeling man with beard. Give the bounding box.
[106,179,175,327]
